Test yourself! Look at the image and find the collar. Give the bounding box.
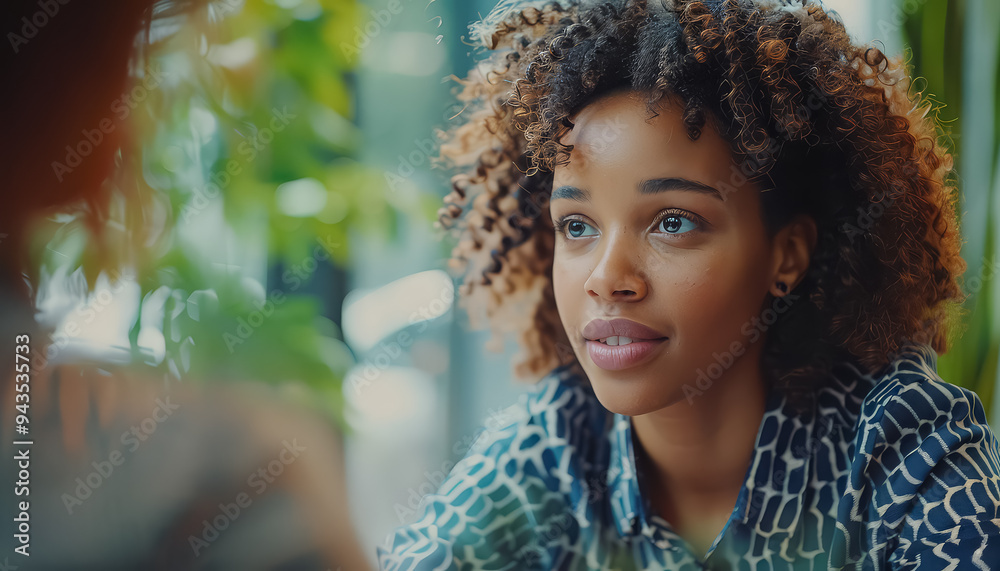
[605,383,816,558]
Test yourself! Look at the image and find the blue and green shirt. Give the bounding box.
[376,343,1000,569]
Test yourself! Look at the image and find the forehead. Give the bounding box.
[554,90,740,185]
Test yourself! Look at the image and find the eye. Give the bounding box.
[554,217,599,239]
[655,210,701,235]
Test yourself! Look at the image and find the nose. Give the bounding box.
[583,231,648,302]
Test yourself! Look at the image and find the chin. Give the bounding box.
[585,369,680,416]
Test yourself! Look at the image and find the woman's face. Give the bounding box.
[550,89,794,416]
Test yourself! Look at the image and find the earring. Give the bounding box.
[775,281,788,295]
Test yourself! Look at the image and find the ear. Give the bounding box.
[769,213,817,297]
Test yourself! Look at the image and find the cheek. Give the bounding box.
[655,249,762,338]
[655,265,716,331]
[551,251,591,331]
[551,254,577,310]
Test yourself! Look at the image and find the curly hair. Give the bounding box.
[433,0,968,411]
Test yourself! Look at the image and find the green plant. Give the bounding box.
[902,0,1000,420]
[29,0,423,434]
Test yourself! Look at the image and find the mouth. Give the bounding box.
[585,336,668,371]
[592,335,667,346]
[582,318,668,343]
[581,318,669,371]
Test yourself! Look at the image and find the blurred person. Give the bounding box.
[377,0,1000,569]
[0,0,371,569]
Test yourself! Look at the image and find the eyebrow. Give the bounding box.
[551,177,724,202]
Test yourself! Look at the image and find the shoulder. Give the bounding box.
[843,342,1000,564]
[427,362,604,476]
[855,342,993,450]
[377,365,605,570]
[811,343,958,444]
[448,364,605,471]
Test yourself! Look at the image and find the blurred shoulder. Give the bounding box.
[376,365,605,570]
[464,364,609,464]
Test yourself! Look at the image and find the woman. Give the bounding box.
[376,0,1000,569]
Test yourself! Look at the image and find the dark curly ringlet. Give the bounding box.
[433,0,968,412]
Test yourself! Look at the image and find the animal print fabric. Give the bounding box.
[376,342,1000,569]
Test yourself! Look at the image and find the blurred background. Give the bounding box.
[0,0,998,569]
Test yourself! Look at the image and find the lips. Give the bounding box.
[582,318,668,343]
[582,318,669,371]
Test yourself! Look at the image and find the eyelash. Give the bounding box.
[553,208,705,239]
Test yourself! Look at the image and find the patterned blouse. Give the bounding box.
[376,342,1000,570]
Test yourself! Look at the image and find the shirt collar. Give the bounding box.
[605,383,814,552]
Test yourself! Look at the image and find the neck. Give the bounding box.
[631,346,768,511]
